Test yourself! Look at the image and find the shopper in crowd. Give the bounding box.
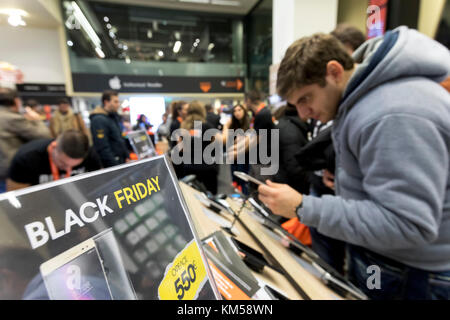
[331,23,367,55]
[222,103,251,194]
[7,130,101,191]
[157,113,170,142]
[133,114,153,132]
[272,104,310,194]
[205,103,222,130]
[173,101,220,194]
[258,28,450,299]
[244,90,275,191]
[301,24,367,273]
[0,88,50,193]
[49,98,90,141]
[90,90,129,168]
[133,114,155,144]
[24,99,46,121]
[169,100,189,148]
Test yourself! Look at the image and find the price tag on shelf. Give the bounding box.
[158,239,208,300]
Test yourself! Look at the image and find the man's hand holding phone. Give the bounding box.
[257,180,303,220]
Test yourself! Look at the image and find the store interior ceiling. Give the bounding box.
[94,0,261,15]
[0,0,60,28]
[0,0,259,28]
[0,0,260,63]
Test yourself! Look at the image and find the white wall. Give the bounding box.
[273,0,338,64]
[0,25,65,84]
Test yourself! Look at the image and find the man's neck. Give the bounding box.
[341,64,358,93]
[103,105,112,113]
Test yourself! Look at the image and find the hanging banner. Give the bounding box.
[0,155,219,300]
[71,73,245,94]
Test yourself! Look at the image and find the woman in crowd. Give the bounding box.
[169,100,188,147]
[174,101,220,194]
[222,104,251,194]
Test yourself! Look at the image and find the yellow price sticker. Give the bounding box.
[158,239,208,300]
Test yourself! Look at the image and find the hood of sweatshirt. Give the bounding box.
[337,26,450,118]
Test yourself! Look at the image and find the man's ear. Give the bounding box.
[326,60,345,83]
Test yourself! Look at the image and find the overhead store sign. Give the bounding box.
[72,73,245,94]
[16,83,66,94]
[0,155,218,300]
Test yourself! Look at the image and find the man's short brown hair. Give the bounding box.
[102,90,118,106]
[245,90,264,104]
[0,88,19,107]
[276,33,354,99]
[331,24,366,52]
[57,130,90,159]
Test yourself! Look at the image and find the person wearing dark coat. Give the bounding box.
[205,104,222,130]
[273,104,310,194]
[169,100,188,148]
[89,90,129,168]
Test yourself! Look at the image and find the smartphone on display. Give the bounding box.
[40,238,113,300]
[233,171,266,186]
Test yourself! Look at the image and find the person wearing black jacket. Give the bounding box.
[205,104,222,130]
[90,90,129,168]
[169,100,188,148]
[273,104,310,194]
[173,101,220,194]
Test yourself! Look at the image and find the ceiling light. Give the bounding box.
[103,16,109,22]
[8,14,26,27]
[173,41,182,53]
[208,43,215,50]
[179,0,209,3]
[125,56,131,64]
[0,9,28,27]
[147,30,153,38]
[211,0,240,6]
[67,40,74,46]
[106,23,112,29]
[158,50,164,57]
[123,45,128,50]
[71,1,101,48]
[109,31,115,38]
[95,47,105,59]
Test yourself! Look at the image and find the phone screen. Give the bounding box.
[42,247,112,300]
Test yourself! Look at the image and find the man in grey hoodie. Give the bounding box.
[258,27,450,299]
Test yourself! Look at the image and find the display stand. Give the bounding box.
[179,182,343,300]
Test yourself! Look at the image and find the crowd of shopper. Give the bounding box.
[0,23,449,300]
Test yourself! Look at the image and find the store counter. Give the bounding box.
[179,182,346,300]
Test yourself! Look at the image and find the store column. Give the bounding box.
[270,0,338,96]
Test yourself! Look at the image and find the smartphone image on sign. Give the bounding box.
[233,171,266,186]
[40,238,113,300]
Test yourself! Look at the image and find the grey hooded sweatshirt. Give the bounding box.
[300,27,450,271]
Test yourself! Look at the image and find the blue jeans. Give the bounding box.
[348,245,450,300]
[0,180,5,194]
[310,227,346,274]
[309,187,346,275]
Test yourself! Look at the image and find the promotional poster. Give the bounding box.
[0,156,219,300]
